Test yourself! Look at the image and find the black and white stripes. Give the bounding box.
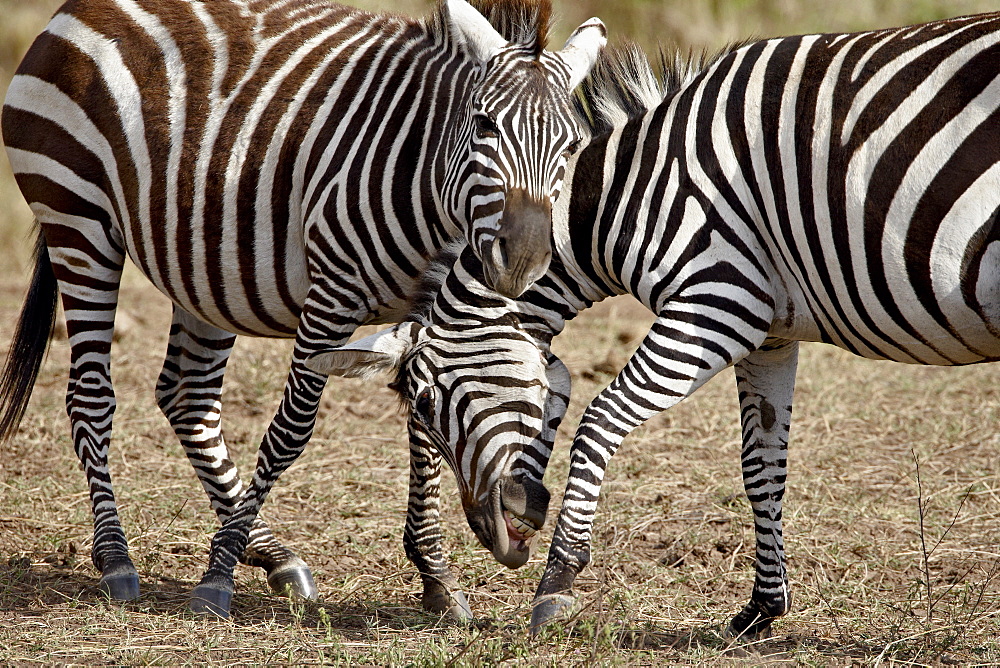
[0,0,605,619]
[330,11,1000,635]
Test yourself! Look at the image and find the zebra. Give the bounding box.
[316,13,1000,638]
[0,0,606,619]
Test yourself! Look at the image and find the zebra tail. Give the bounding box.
[0,227,58,441]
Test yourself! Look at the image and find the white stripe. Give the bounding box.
[44,12,156,278]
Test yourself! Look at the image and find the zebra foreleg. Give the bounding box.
[403,424,473,621]
[155,306,316,600]
[529,429,602,633]
[49,234,138,600]
[725,340,798,641]
[190,339,328,618]
[531,307,773,633]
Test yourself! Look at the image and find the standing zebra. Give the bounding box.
[0,0,606,619]
[317,13,1000,637]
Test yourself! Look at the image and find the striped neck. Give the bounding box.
[421,114,659,348]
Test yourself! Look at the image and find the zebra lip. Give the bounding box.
[503,510,536,550]
[486,486,535,568]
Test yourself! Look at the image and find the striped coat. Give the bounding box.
[320,12,1000,636]
[0,0,606,619]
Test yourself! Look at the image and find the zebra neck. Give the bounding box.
[367,40,482,242]
[555,111,670,309]
[430,249,581,353]
[559,64,761,317]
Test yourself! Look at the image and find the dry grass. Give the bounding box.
[557,0,1000,55]
[2,0,1000,665]
[2,292,998,665]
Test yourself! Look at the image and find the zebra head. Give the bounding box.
[307,319,568,569]
[441,0,606,298]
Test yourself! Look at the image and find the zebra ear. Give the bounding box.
[556,18,607,90]
[306,323,421,379]
[444,0,508,64]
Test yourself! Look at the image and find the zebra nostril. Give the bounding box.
[497,237,509,270]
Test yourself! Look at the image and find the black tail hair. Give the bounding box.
[0,227,59,440]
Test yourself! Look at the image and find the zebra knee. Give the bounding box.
[66,367,116,417]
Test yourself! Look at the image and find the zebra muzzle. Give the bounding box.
[504,509,539,554]
[479,190,553,298]
[464,473,550,568]
[506,510,539,539]
[489,473,550,567]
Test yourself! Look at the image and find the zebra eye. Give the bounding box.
[414,388,435,421]
[473,114,500,140]
[565,138,582,156]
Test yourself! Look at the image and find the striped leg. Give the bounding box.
[531,307,771,631]
[155,306,315,599]
[402,355,568,622]
[404,424,473,621]
[45,223,138,600]
[726,340,798,639]
[190,302,342,617]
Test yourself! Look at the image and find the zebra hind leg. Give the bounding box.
[155,306,316,601]
[404,424,472,622]
[726,340,799,641]
[46,226,139,600]
[190,307,335,619]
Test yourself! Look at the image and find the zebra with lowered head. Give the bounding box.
[318,12,1000,637]
[0,0,606,619]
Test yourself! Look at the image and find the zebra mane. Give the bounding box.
[405,240,466,324]
[431,0,552,54]
[468,0,551,53]
[575,40,746,136]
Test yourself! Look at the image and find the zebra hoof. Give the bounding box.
[424,587,474,623]
[98,569,140,601]
[529,593,576,635]
[267,563,318,600]
[190,584,233,619]
[445,589,473,623]
[724,601,777,641]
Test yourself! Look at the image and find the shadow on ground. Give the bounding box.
[1,562,461,636]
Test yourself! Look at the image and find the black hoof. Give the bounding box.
[98,570,140,601]
[190,584,233,619]
[529,593,575,635]
[725,601,778,641]
[267,563,318,600]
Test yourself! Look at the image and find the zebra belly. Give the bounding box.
[141,262,307,339]
[772,185,1000,365]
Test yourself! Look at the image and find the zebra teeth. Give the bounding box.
[505,510,538,538]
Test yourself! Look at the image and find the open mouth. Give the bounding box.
[474,485,542,568]
[503,508,539,553]
[467,475,549,569]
